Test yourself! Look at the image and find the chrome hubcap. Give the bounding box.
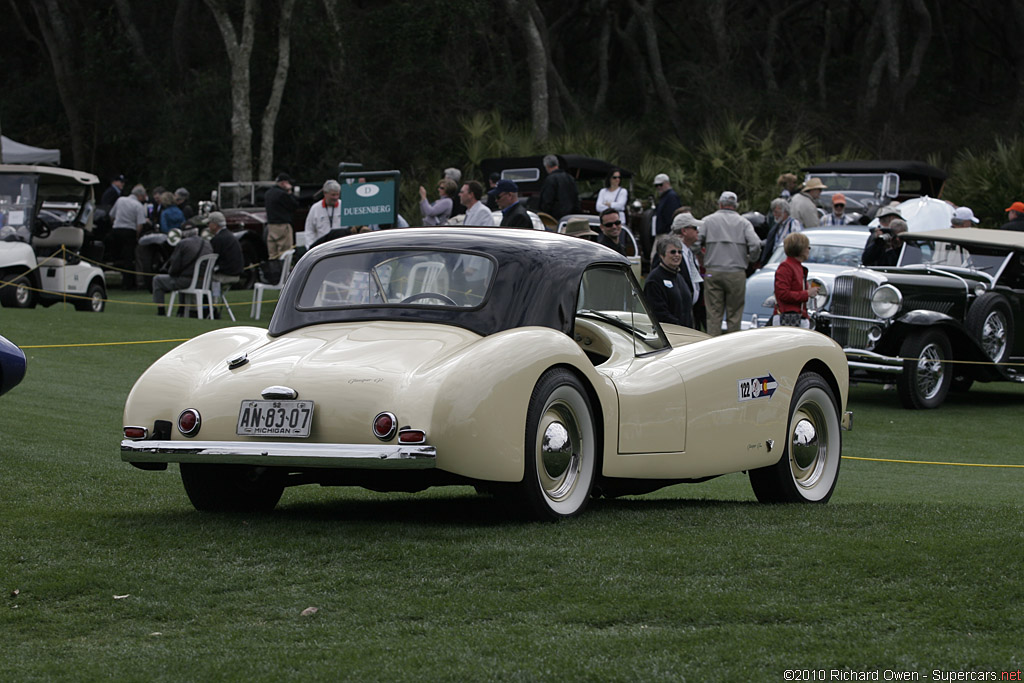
[981,311,1007,361]
[538,403,582,501]
[789,408,827,488]
[915,342,945,400]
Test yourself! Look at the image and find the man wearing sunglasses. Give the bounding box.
[821,193,853,226]
[596,208,626,255]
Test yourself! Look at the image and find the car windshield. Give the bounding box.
[813,173,885,194]
[767,239,864,267]
[576,266,668,354]
[899,240,1009,273]
[0,173,38,231]
[296,249,496,309]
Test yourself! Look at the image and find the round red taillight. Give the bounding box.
[373,412,396,440]
[178,409,201,437]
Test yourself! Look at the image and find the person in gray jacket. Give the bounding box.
[152,224,214,316]
[789,177,826,228]
[699,191,761,335]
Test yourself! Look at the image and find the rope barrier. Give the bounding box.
[844,455,1024,469]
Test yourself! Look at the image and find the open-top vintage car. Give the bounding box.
[121,228,850,520]
[815,228,1024,409]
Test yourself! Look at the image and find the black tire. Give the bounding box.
[966,293,1013,365]
[896,328,952,409]
[74,280,106,312]
[0,271,36,309]
[180,463,285,512]
[749,372,842,504]
[519,368,597,521]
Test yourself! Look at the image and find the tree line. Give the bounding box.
[3,0,1024,217]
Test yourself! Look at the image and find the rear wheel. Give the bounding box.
[966,293,1013,365]
[897,329,952,409]
[74,280,106,312]
[519,368,597,521]
[749,372,842,503]
[180,463,285,512]
[0,271,36,308]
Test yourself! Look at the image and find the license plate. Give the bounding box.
[237,400,314,437]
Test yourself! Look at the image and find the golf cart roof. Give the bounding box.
[0,164,100,186]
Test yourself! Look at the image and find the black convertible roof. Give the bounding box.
[268,228,631,338]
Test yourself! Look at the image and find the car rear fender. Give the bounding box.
[430,327,615,483]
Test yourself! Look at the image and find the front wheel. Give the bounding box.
[0,271,36,308]
[749,372,842,503]
[180,463,285,512]
[519,368,597,521]
[897,329,952,409]
[74,281,106,312]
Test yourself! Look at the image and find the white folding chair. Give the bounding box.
[167,252,219,319]
[251,249,295,320]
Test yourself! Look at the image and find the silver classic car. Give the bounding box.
[122,228,850,519]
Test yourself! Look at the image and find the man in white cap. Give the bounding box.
[672,212,705,330]
[653,173,681,237]
[951,206,980,228]
[790,177,826,228]
[699,191,761,335]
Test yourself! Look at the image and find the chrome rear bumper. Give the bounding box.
[121,440,436,469]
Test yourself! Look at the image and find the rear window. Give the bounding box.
[296,249,496,310]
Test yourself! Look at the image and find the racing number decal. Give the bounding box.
[738,373,778,402]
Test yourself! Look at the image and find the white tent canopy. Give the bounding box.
[1,135,61,165]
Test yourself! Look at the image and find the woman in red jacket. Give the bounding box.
[773,232,819,328]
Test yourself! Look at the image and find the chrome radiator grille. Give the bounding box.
[828,274,878,348]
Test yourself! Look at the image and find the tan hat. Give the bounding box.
[803,177,828,191]
[564,217,598,238]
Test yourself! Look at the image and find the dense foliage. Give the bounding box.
[4,0,1024,223]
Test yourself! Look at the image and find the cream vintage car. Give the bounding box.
[121,228,851,520]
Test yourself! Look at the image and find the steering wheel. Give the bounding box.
[33,221,51,240]
[401,292,457,305]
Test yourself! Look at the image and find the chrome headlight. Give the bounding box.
[808,278,828,310]
[870,284,902,319]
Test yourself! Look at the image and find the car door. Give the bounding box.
[575,266,686,454]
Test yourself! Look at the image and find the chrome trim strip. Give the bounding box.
[848,361,903,374]
[121,440,437,469]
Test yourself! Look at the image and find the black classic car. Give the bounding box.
[802,160,948,223]
[813,228,1024,409]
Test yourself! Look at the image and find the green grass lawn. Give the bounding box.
[1,298,1022,681]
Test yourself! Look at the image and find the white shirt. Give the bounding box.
[304,199,342,246]
[596,187,628,224]
[463,201,495,227]
[110,195,147,230]
[682,245,703,304]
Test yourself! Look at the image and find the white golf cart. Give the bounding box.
[0,164,107,311]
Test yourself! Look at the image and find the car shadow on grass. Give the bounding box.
[106,487,762,529]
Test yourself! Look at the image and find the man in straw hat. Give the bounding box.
[790,176,827,228]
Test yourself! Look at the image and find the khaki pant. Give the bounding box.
[266,222,293,260]
[704,269,747,336]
